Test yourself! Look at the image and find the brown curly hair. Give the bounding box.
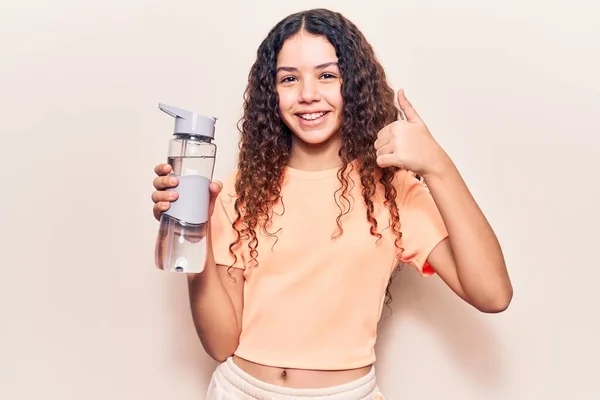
[230,8,404,306]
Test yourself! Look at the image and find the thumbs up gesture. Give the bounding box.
[374,89,451,178]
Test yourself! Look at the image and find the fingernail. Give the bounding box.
[170,192,178,199]
[169,177,177,185]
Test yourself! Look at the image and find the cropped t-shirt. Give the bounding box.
[210,164,448,370]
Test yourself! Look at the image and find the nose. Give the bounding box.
[298,79,321,103]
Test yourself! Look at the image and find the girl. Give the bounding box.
[151,8,512,400]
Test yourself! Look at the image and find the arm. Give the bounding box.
[423,161,513,313]
[186,184,245,362]
[375,89,512,313]
[187,255,244,362]
[153,166,244,360]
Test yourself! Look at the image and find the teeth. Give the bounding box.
[299,112,326,121]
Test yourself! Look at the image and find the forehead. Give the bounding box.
[276,31,338,67]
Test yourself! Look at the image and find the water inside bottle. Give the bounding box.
[155,214,208,273]
[168,155,215,179]
[154,155,214,273]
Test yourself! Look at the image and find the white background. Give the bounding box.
[1,0,598,398]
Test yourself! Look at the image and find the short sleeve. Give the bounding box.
[210,173,245,269]
[396,170,448,276]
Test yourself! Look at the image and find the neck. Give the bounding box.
[288,134,342,171]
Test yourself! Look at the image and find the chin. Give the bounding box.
[291,128,340,146]
[297,131,336,145]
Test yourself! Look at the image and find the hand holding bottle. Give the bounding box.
[151,163,222,222]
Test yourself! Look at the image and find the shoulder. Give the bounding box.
[391,169,429,204]
[386,169,431,208]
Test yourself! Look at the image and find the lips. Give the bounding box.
[296,111,330,121]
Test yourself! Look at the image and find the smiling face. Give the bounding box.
[275,31,343,147]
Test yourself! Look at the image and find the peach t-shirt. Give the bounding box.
[210,164,448,370]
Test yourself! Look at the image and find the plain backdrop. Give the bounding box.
[1,0,599,399]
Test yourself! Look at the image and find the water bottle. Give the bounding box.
[154,103,217,273]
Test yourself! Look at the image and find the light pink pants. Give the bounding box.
[205,357,384,400]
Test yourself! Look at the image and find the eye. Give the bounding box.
[320,73,337,80]
[280,76,297,83]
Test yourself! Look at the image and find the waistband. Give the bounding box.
[214,357,378,399]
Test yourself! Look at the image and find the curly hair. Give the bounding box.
[230,8,404,306]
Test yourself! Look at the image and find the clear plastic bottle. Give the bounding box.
[154,103,217,273]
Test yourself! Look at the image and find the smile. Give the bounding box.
[297,111,329,121]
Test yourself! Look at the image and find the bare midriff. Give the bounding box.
[232,355,372,389]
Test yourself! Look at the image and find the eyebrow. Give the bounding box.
[275,61,339,74]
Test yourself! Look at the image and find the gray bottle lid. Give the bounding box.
[159,103,217,139]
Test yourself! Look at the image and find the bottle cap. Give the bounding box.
[159,103,217,139]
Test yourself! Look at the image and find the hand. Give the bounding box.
[151,163,223,221]
[374,89,450,178]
